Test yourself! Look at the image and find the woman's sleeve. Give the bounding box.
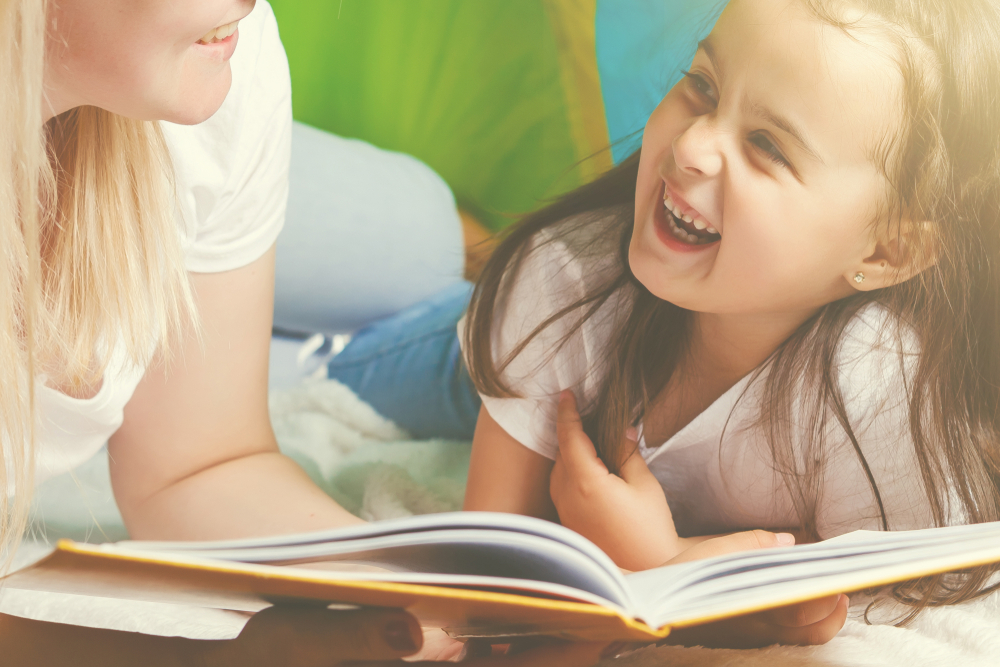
[459,233,612,460]
[162,1,292,274]
[815,307,943,537]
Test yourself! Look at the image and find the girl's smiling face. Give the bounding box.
[629,0,906,316]
[45,0,256,124]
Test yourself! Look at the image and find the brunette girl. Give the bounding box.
[464,0,1000,645]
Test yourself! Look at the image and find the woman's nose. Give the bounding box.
[672,117,724,178]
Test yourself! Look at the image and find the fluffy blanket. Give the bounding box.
[8,378,1000,666]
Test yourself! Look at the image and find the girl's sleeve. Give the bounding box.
[459,232,613,460]
[815,306,945,537]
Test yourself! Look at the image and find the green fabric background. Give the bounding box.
[270,0,591,231]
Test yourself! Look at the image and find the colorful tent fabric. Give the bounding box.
[270,0,726,230]
[597,1,726,163]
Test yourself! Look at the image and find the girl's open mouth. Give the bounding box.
[661,192,721,246]
[654,183,721,251]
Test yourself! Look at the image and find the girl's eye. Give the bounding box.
[681,70,718,106]
[749,133,789,168]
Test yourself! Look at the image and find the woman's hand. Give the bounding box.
[549,390,681,571]
[206,606,613,667]
[194,606,425,666]
[659,531,849,648]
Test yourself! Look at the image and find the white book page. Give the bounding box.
[103,513,635,611]
[623,522,1000,629]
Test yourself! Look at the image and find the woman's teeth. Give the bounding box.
[663,194,720,245]
[198,20,239,44]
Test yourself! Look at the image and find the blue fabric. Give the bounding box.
[274,122,465,335]
[326,281,480,441]
[596,0,728,164]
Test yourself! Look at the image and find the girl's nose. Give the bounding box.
[672,117,724,178]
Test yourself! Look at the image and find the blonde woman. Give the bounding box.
[0,0,617,662]
[0,0,829,662]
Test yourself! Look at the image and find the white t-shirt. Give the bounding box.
[460,213,941,539]
[33,1,291,485]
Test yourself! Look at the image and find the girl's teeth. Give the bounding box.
[665,207,718,245]
[663,189,721,241]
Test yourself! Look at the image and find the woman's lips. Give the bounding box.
[198,20,240,44]
[193,26,240,61]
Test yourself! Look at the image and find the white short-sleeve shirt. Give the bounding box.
[32,1,291,485]
[460,214,941,539]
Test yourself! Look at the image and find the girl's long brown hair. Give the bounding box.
[465,0,1000,618]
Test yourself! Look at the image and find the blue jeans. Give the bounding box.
[326,281,481,441]
[274,123,479,439]
[274,122,466,335]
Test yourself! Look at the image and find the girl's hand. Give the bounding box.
[659,531,849,648]
[549,390,681,571]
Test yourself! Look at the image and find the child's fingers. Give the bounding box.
[555,390,607,477]
[663,530,796,565]
[663,594,848,649]
[555,390,584,434]
[617,446,656,486]
[764,593,849,646]
[764,593,845,629]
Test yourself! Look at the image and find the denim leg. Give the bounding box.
[326,281,481,441]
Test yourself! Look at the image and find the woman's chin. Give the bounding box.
[163,70,233,125]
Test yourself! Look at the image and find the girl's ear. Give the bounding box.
[847,220,938,291]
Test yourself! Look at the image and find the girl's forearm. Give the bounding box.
[119,451,364,541]
[463,407,558,520]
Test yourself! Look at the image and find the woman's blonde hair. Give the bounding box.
[0,0,193,566]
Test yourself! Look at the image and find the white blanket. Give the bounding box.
[8,378,1000,666]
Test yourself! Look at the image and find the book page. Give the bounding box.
[624,521,1000,629]
[79,514,635,611]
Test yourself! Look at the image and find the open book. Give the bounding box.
[7,512,1000,642]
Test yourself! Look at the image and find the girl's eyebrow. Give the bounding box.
[698,37,725,80]
[699,35,823,164]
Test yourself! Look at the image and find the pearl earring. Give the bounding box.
[853,272,865,284]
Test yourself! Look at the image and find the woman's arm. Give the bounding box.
[463,406,558,521]
[0,606,427,666]
[0,613,195,667]
[108,245,361,540]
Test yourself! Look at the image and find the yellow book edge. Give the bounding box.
[4,538,1000,642]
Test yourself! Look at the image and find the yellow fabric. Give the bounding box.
[545,0,613,181]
